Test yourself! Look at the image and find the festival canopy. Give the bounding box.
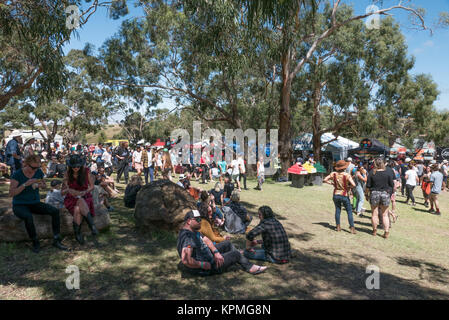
[293,133,359,160]
[349,138,390,160]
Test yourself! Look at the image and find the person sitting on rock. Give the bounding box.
[177,209,267,276]
[228,190,252,231]
[62,154,98,245]
[9,155,68,253]
[244,206,291,264]
[124,175,142,208]
[198,191,228,244]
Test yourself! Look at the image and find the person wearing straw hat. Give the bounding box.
[23,136,36,159]
[5,130,23,175]
[323,160,357,234]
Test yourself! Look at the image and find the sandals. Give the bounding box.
[249,266,267,275]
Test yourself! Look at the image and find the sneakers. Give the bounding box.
[429,208,435,214]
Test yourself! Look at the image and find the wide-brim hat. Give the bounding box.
[11,130,22,138]
[24,136,36,145]
[66,155,86,168]
[335,160,349,171]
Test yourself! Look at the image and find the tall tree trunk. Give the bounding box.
[279,49,293,177]
[312,81,322,163]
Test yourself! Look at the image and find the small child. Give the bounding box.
[45,180,65,209]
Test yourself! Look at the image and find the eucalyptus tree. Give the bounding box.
[98,0,278,133]
[0,0,128,110]
[240,0,430,175]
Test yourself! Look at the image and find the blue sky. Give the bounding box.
[63,0,449,122]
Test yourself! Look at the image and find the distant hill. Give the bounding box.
[85,124,123,144]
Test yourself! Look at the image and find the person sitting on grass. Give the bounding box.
[228,190,252,231]
[9,155,68,253]
[45,180,65,209]
[177,209,267,276]
[178,172,202,200]
[244,206,291,264]
[210,182,224,206]
[124,175,143,209]
[199,191,226,233]
[94,166,119,198]
[223,173,235,205]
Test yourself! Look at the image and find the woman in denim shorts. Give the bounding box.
[366,158,394,239]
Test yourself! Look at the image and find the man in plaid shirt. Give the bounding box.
[244,206,291,264]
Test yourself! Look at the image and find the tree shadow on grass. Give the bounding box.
[395,257,449,285]
[289,232,314,242]
[3,235,449,299]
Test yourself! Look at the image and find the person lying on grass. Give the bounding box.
[244,206,291,264]
[177,210,267,276]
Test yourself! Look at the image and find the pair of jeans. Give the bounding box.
[333,194,354,227]
[355,184,365,213]
[210,241,253,274]
[239,173,247,189]
[201,164,209,183]
[116,161,129,183]
[406,184,416,204]
[243,248,282,264]
[13,202,61,240]
[213,207,223,220]
[144,166,154,184]
[401,177,407,195]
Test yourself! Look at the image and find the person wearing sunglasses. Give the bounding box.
[62,154,98,245]
[8,155,68,253]
[177,210,267,276]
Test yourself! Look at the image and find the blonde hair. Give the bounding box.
[373,158,385,174]
[230,190,240,202]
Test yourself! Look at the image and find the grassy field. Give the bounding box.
[1,174,449,300]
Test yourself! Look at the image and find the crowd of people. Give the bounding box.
[2,132,293,277]
[324,156,447,239]
[2,131,448,275]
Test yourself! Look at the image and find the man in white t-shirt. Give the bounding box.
[405,163,419,206]
[237,153,247,190]
[231,156,241,191]
[132,145,143,176]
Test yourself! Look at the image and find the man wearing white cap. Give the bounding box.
[5,131,23,175]
[177,210,267,276]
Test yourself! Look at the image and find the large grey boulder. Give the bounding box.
[0,200,111,242]
[134,179,197,232]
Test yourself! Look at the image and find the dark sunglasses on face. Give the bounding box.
[29,165,40,170]
[193,217,202,223]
